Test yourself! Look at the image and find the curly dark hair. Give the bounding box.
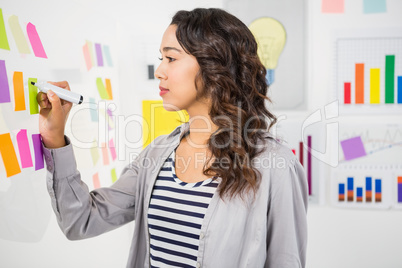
[171,8,277,200]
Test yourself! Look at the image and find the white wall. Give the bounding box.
[305,1,402,267]
[1,0,402,267]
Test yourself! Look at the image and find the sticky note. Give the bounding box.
[82,42,92,71]
[95,43,103,67]
[26,22,47,58]
[142,100,189,148]
[0,60,11,103]
[103,45,113,66]
[0,8,10,50]
[28,77,38,114]
[16,129,33,168]
[9,15,31,54]
[0,133,21,177]
[90,140,100,166]
[13,71,26,111]
[101,142,109,165]
[109,138,117,161]
[105,78,113,100]
[96,78,110,100]
[321,0,344,13]
[340,136,367,161]
[32,134,44,170]
[363,0,386,13]
[107,107,115,130]
[87,41,96,68]
[89,97,98,122]
[111,168,117,183]
[93,173,100,189]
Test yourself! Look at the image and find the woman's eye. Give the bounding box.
[158,57,163,61]
[167,57,175,62]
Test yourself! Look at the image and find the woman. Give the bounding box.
[38,8,308,268]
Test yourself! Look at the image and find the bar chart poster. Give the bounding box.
[273,118,325,204]
[335,35,402,114]
[331,165,392,209]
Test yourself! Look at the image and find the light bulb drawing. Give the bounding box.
[249,17,286,85]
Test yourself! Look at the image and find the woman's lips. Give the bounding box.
[159,86,169,96]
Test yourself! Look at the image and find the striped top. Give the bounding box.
[148,148,219,268]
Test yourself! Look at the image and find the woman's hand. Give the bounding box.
[37,81,73,148]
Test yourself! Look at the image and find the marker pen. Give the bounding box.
[31,81,83,104]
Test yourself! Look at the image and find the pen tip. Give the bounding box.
[31,81,35,85]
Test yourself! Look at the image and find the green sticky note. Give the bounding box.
[96,78,109,99]
[28,78,38,114]
[0,8,10,50]
[111,168,117,183]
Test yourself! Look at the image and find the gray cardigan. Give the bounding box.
[43,122,308,268]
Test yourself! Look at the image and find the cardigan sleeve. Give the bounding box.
[265,155,308,268]
[43,136,142,240]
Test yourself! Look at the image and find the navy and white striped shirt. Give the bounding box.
[148,148,219,268]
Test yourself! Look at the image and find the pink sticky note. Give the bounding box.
[83,42,92,70]
[109,138,117,161]
[16,129,33,168]
[322,0,344,13]
[32,134,44,170]
[26,22,47,58]
[93,173,100,189]
[101,142,109,165]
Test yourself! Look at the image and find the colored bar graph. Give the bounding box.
[398,176,402,203]
[375,179,382,202]
[366,176,372,202]
[356,187,363,202]
[307,135,312,196]
[355,63,364,104]
[370,68,380,104]
[338,183,345,201]
[385,55,395,104]
[398,76,402,104]
[347,177,354,202]
[299,142,304,166]
[344,82,351,104]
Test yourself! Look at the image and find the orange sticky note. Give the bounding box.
[0,133,21,177]
[13,71,26,111]
[105,78,113,100]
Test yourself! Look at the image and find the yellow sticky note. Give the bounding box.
[142,100,189,148]
[96,78,109,100]
[111,168,117,183]
[0,133,21,177]
[28,78,38,114]
[90,140,99,166]
[0,8,10,50]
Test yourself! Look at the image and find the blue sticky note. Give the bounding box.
[363,0,386,14]
[103,45,113,67]
[89,97,98,122]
